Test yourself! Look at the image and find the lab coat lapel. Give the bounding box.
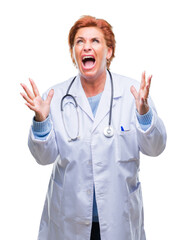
[70,75,94,121]
[91,71,122,133]
[70,72,122,131]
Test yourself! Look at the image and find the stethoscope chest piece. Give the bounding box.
[104,126,114,138]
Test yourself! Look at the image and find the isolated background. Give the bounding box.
[0,0,186,239]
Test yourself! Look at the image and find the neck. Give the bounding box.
[80,70,107,97]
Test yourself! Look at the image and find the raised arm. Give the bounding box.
[130,72,167,156]
[20,79,58,165]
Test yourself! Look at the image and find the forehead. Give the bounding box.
[75,27,105,39]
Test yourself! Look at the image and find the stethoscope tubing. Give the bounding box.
[107,69,114,127]
[61,69,114,141]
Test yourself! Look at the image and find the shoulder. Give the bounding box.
[111,72,140,92]
[43,77,75,97]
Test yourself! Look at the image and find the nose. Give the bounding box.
[83,41,92,52]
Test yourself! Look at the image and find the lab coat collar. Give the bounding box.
[69,70,123,129]
[91,70,122,132]
[69,74,94,121]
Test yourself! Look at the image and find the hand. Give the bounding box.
[20,79,54,122]
[130,72,152,115]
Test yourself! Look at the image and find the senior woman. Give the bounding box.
[21,16,166,240]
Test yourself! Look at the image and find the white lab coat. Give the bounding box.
[28,71,167,240]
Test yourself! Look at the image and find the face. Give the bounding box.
[72,27,112,81]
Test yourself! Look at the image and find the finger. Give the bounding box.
[147,75,152,89]
[20,83,35,100]
[25,102,36,111]
[29,78,40,97]
[130,86,138,100]
[144,75,152,99]
[20,92,34,106]
[46,89,54,105]
[140,71,146,90]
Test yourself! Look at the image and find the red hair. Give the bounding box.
[68,15,116,69]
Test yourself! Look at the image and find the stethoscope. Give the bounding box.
[61,69,114,142]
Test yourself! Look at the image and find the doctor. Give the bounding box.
[21,16,166,240]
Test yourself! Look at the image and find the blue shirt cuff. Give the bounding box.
[136,108,153,131]
[32,116,52,139]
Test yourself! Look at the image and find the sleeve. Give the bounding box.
[136,98,167,157]
[136,108,153,131]
[28,92,59,165]
[32,116,52,140]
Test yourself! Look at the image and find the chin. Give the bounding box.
[79,66,106,81]
[80,70,96,80]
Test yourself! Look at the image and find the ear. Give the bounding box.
[72,47,77,67]
[106,47,113,60]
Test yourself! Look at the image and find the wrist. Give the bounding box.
[34,113,47,122]
[137,104,149,115]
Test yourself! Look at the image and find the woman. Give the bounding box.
[21,16,166,240]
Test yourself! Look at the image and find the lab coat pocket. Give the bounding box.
[117,126,139,161]
[48,178,63,227]
[128,182,144,237]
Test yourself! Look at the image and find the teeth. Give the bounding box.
[83,56,95,60]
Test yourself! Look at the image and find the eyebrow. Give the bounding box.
[75,36,84,39]
[75,36,100,41]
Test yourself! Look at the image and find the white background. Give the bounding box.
[0,0,186,239]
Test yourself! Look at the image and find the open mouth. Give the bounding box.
[82,55,96,69]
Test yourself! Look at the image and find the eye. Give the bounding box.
[76,39,84,45]
[92,38,100,43]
